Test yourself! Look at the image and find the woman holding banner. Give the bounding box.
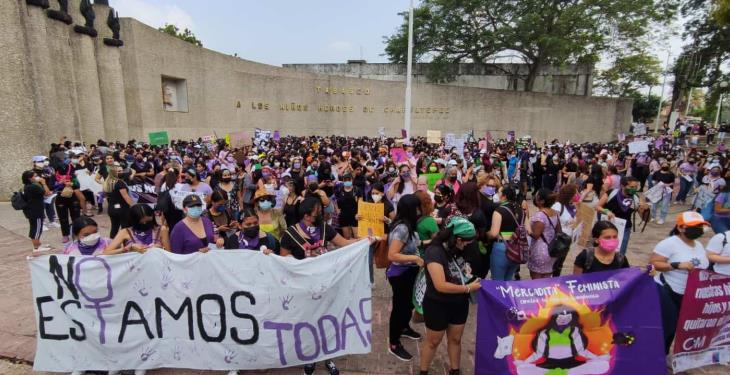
[573,221,629,274]
[650,211,710,354]
[104,204,170,254]
[419,217,481,375]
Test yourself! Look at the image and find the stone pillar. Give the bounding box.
[70,32,106,143]
[0,1,45,198]
[93,3,129,142]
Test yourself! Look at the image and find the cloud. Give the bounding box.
[328,41,353,52]
[113,0,195,30]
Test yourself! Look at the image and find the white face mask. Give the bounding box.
[80,233,101,246]
[34,162,44,169]
[372,194,383,203]
[43,161,50,167]
[492,194,501,204]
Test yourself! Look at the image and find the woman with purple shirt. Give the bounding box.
[676,158,698,204]
[104,204,170,254]
[170,194,224,254]
[63,217,112,256]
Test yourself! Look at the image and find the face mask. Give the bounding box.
[133,221,154,232]
[34,162,44,169]
[661,166,669,171]
[482,186,496,196]
[343,181,353,187]
[259,200,273,210]
[262,172,270,178]
[71,158,80,165]
[449,176,457,182]
[598,238,619,252]
[80,233,101,246]
[434,195,444,203]
[264,184,274,190]
[216,205,227,213]
[371,194,382,203]
[388,167,395,173]
[187,206,203,219]
[572,194,581,203]
[684,226,704,240]
[221,177,232,183]
[711,171,721,177]
[625,188,637,196]
[400,172,410,179]
[429,166,438,173]
[556,312,572,326]
[293,163,301,169]
[243,225,259,238]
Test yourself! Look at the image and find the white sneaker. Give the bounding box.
[49,221,61,228]
[33,244,52,253]
[42,225,50,231]
[657,219,665,225]
[227,371,239,375]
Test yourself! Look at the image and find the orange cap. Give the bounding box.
[676,211,709,227]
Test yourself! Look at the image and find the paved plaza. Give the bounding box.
[0,201,728,375]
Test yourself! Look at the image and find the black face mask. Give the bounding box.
[449,176,457,182]
[243,225,259,238]
[684,226,704,240]
[133,221,154,232]
[221,177,232,183]
[434,195,444,203]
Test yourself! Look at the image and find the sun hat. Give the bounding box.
[253,188,274,201]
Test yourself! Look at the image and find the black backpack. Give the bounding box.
[11,190,27,211]
[541,213,572,258]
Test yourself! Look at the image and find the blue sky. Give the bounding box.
[114,0,406,66]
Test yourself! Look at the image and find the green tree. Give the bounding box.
[158,24,203,47]
[630,93,664,122]
[598,53,662,97]
[384,0,678,91]
[716,0,730,26]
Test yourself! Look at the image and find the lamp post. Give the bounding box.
[403,0,414,144]
[716,81,729,127]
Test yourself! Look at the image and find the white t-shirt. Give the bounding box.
[653,236,709,294]
[550,202,576,237]
[706,232,730,276]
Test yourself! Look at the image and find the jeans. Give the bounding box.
[619,226,631,255]
[651,191,671,222]
[387,267,419,345]
[656,282,683,354]
[676,177,693,203]
[710,215,730,235]
[490,242,518,281]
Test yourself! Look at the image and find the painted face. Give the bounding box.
[556,311,573,326]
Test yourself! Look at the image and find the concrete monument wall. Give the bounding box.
[0,0,631,198]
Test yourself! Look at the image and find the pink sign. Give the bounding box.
[229,131,250,148]
[390,147,408,164]
[479,140,487,150]
[672,270,730,372]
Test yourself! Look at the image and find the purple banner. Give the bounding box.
[476,268,666,375]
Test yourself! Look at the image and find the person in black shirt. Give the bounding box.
[103,163,135,238]
[596,176,647,255]
[334,173,359,239]
[21,170,52,252]
[574,221,629,274]
[420,217,481,375]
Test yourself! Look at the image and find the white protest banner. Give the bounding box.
[444,133,456,150]
[75,170,103,196]
[170,189,208,210]
[634,123,647,135]
[644,182,665,204]
[628,140,650,154]
[426,130,441,144]
[254,128,272,146]
[29,241,372,372]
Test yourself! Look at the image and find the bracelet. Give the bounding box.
[670,262,680,269]
[465,285,470,294]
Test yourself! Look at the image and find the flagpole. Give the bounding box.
[403,0,414,144]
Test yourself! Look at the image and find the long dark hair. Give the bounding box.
[455,181,479,214]
[130,204,157,228]
[71,217,98,238]
[591,220,617,246]
[501,184,523,219]
[391,194,420,238]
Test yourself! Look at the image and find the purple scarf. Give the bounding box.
[131,229,154,246]
[299,222,321,242]
[238,233,260,250]
[77,240,102,255]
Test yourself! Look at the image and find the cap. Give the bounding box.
[676,211,709,227]
[32,155,46,162]
[446,217,476,239]
[182,194,203,208]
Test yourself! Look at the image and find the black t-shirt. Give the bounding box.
[424,243,470,304]
[23,183,45,219]
[652,171,676,184]
[495,205,521,232]
[107,180,130,212]
[280,223,338,260]
[479,194,499,231]
[573,249,630,273]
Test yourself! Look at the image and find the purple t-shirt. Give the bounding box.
[170,217,215,254]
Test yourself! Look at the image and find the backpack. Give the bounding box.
[501,206,529,264]
[584,248,625,272]
[541,212,572,258]
[11,190,27,211]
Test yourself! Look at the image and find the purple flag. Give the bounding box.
[273,130,280,141]
[476,268,666,375]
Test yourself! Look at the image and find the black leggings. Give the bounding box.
[656,282,684,354]
[108,209,130,238]
[55,196,80,237]
[387,267,419,345]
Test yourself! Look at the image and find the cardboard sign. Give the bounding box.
[148,131,169,146]
[229,131,251,148]
[427,130,441,144]
[357,201,385,238]
[628,140,650,154]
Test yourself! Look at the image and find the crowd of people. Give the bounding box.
[14,121,730,374]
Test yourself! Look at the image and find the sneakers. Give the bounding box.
[324,359,339,375]
[48,221,61,228]
[401,327,422,340]
[388,343,413,361]
[42,225,50,231]
[227,371,238,375]
[62,235,70,244]
[33,244,52,253]
[304,363,316,375]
